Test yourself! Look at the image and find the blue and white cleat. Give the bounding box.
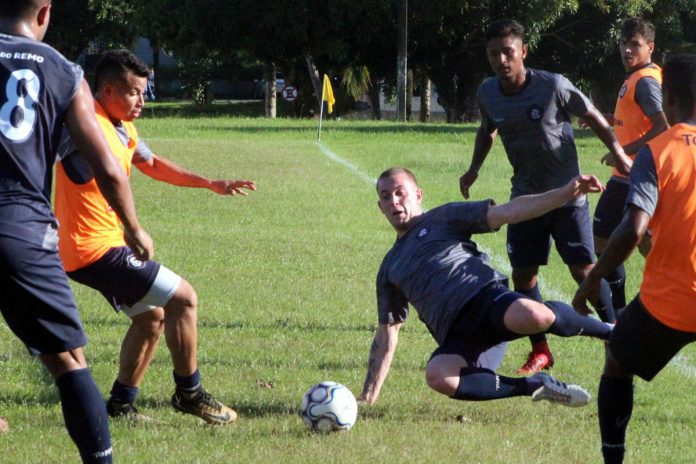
[531,373,591,407]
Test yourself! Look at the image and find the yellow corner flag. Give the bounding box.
[322,74,335,114]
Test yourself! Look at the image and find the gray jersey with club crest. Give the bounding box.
[478,68,593,206]
[376,201,508,344]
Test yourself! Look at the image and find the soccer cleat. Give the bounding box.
[516,350,555,375]
[531,373,591,407]
[106,399,153,422]
[171,386,237,425]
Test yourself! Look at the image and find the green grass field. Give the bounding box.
[1,113,694,463]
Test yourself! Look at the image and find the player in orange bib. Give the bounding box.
[574,54,696,464]
[55,49,255,424]
[592,18,669,312]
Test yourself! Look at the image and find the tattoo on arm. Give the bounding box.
[363,337,380,388]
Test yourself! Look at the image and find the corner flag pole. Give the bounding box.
[317,88,325,142]
[317,74,335,143]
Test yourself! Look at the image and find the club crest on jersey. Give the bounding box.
[416,226,430,239]
[127,255,146,269]
[527,104,544,122]
[619,83,628,98]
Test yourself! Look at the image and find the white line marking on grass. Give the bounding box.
[317,143,375,185]
[673,354,696,379]
[316,142,696,380]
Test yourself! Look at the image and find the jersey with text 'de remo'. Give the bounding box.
[478,69,592,206]
[0,33,82,226]
[612,63,662,178]
[376,201,508,345]
[626,123,696,332]
[54,101,139,271]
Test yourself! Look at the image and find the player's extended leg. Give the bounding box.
[504,299,612,340]
[425,344,588,407]
[41,349,113,464]
[107,309,165,420]
[512,267,554,375]
[165,279,237,424]
[569,263,616,323]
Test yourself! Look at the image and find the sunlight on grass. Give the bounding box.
[1,114,694,463]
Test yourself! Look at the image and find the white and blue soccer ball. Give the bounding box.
[300,381,358,432]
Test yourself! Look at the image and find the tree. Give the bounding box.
[532,0,696,112]
[45,0,136,61]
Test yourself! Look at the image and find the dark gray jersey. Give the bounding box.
[376,201,508,344]
[0,33,82,210]
[478,69,592,204]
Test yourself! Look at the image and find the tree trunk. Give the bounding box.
[368,80,382,120]
[406,69,413,121]
[305,54,323,108]
[396,0,407,122]
[264,62,276,119]
[420,76,431,122]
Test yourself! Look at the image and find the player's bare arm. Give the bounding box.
[573,205,650,314]
[604,112,670,163]
[65,80,153,260]
[460,127,496,199]
[487,175,604,229]
[135,154,256,196]
[358,322,402,405]
[579,113,614,128]
[581,107,632,175]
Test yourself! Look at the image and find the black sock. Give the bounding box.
[56,369,113,464]
[516,284,547,345]
[173,368,201,394]
[545,301,612,339]
[598,376,633,464]
[451,367,530,401]
[593,279,617,323]
[516,283,543,302]
[109,380,138,404]
[605,264,626,310]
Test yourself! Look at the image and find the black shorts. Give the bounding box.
[593,178,629,239]
[430,282,526,369]
[610,296,696,381]
[68,246,161,313]
[506,202,595,268]
[0,218,86,355]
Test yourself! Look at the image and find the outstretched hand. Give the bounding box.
[566,174,604,199]
[210,179,257,196]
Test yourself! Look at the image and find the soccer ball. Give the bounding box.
[300,381,358,432]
